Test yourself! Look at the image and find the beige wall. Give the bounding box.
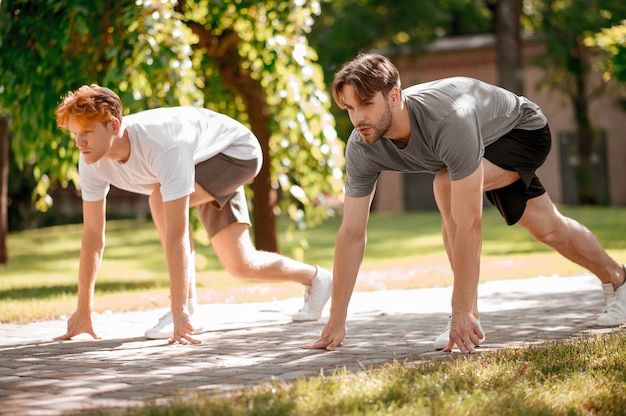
[372,35,626,212]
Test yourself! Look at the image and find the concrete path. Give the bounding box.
[0,274,622,415]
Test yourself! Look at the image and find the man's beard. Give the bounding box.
[356,102,392,144]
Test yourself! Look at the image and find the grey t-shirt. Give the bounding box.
[344,77,547,198]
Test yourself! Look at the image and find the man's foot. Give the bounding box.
[144,299,204,339]
[433,316,486,350]
[597,265,626,327]
[292,266,332,322]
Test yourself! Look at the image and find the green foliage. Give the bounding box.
[311,0,491,72]
[178,0,344,230]
[0,0,201,210]
[522,0,626,91]
[521,0,626,205]
[585,20,626,82]
[0,0,342,231]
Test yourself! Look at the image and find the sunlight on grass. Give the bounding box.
[2,206,625,323]
[101,331,626,416]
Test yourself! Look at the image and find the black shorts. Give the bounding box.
[194,153,261,238]
[484,124,551,225]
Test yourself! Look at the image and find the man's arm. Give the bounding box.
[444,164,485,354]
[303,192,374,350]
[54,199,106,340]
[161,195,200,344]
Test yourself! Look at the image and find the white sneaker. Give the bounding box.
[144,299,204,339]
[597,271,626,327]
[292,266,332,322]
[433,316,486,350]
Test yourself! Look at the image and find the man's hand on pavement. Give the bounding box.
[168,310,201,345]
[53,310,100,341]
[443,313,484,354]
[302,318,346,351]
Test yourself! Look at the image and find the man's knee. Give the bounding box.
[533,224,563,246]
[223,260,257,280]
[520,206,569,247]
[211,223,258,279]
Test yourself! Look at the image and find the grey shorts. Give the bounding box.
[195,153,261,238]
[484,124,552,225]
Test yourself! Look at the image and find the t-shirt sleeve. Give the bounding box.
[435,107,484,181]
[344,135,380,198]
[154,142,196,202]
[78,157,110,201]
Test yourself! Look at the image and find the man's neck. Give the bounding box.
[386,98,411,148]
[110,129,131,164]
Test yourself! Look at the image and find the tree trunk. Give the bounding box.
[179,20,279,252]
[0,117,10,264]
[572,68,595,205]
[495,0,523,95]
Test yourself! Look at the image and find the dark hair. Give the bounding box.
[331,53,401,108]
[56,84,123,129]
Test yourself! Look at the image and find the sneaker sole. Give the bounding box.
[291,315,322,322]
[145,326,207,340]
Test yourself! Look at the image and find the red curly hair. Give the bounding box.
[56,84,123,129]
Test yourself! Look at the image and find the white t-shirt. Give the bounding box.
[79,107,262,202]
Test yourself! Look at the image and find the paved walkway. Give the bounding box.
[0,273,622,415]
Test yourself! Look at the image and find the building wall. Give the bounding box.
[372,35,626,212]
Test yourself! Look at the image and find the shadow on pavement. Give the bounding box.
[0,285,623,416]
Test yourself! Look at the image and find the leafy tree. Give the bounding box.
[585,20,626,83]
[523,0,626,204]
[174,0,343,252]
[0,0,200,206]
[0,0,204,263]
[0,0,343,259]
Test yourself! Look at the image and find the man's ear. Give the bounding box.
[109,117,122,134]
[389,86,402,105]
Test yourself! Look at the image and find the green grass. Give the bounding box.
[92,332,626,416]
[1,205,625,323]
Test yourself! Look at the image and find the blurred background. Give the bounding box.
[1,0,625,264]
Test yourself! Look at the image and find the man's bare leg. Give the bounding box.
[482,158,624,287]
[189,182,318,285]
[517,193,624,288]
[209,223,317,284]
[190,181,331,322]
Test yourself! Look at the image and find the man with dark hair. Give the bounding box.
[55,84,332,344]
[305,53,625,354]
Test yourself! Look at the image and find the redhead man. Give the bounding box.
[305,53,625,354]
[55,85,331,344]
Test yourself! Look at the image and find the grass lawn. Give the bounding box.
[102,332,626,416]
[1,205,625,323]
